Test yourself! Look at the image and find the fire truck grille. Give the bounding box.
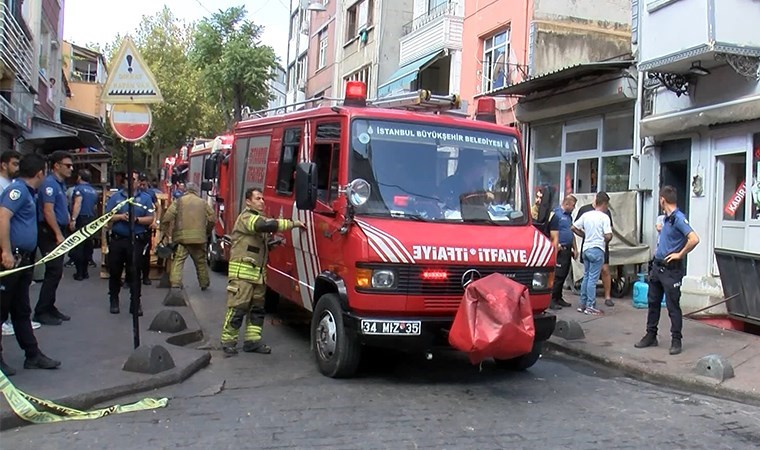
[385,264,543,297]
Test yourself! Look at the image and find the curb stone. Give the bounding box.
[0,351,211,431]
[544,339,760,408]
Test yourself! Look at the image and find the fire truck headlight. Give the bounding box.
[532,272,549,290]
[371,269,396,289]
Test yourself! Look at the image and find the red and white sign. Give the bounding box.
[109,103,152,141]
[724,180,747,217]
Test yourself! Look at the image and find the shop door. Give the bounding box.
[715,153,747,253]
[660,139,690,217]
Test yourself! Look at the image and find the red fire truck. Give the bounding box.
[200,82,556,378]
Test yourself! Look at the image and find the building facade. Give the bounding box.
[0,0,36,152]
[634,0,760,312]
[61,40,107,119]
[306,0,337,99]
[266,66,287,114]
[376,0,463,99]
[460,0,631,124]
[333,0,414,98]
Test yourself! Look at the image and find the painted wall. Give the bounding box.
[307,0,338,97]
[461,0,532,123]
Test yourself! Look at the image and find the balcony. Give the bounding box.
[398,1,462,66]
[637,0,760,75]
[0,0,34,89]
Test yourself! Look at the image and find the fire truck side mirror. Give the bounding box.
[200,181,213,192]
[295,162,318,211]
[203,157,218,180]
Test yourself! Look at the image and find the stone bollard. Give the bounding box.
[123,345,176,374]
[695,354,735,382]
[553,320,586,340]
[149,310,188,333]
[163,288,188,307]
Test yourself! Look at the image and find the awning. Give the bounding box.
[377,51,444,98]
[60,107,107,135]
[640,93,760,137]
[477,60,635,98]
[21,116,106,152]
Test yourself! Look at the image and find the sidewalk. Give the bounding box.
[0,256,211,430]
[545,292,760,406]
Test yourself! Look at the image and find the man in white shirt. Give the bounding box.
[571,191,613,316]
[0,150,21,194]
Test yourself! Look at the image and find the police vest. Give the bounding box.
[172,193,211,245]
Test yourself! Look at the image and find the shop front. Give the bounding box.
[484,60,651,292]
[639,63,760,312]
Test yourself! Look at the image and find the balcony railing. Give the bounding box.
[402,1,457,37]
[0,0,34,89]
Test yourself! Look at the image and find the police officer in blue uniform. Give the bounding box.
[34,151,74,326]
[0,153,61,375]
[549,194,578,310]
[105,172,154,315]
[635,185,700,355]
[70,169,99,280]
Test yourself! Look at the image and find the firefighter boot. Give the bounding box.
[221,307,246,357]
[243,303,270,354]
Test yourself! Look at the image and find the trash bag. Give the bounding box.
[448,273,535,365]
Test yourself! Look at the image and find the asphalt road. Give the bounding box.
[3,270,760,449]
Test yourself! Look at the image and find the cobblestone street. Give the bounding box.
[3,313,760,449]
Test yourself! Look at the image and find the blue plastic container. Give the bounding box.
[632,273,665,308]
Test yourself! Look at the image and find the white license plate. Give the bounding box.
[360,320,421,336]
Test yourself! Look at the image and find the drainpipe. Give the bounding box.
[633,68,644,244]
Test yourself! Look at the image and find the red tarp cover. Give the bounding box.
[448,273,536,364]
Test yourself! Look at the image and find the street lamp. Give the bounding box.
[284,1,326,110]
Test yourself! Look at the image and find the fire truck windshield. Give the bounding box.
[350,119,527,224]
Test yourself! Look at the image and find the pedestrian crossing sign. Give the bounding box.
[101,36,163,104]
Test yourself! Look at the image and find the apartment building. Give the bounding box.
[633,0,760,312]
[376,0,463,99]
[0,0,35,151]
[334,0,413,98]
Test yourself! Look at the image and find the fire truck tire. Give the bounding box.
[311,294,362,378]
[494,341,543,371]
[207,241,226,273]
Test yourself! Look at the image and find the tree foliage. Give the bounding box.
[191,6,278,127]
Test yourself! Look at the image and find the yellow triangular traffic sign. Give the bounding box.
[101,36,163,104]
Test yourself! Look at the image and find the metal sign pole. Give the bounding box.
[126,141,140,349]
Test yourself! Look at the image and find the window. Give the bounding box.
[277,128,302,194]
[73,58,98,82]
[290,56,307,89]
[314,123,341,204]
[532,124,561,159]
[318,30,328,70]
[752,133,760,220]
[601,155,631,192]
[566,129,598,152]
[530,112,633,200]
[343,66,371,94]
[603,113,634,151]
[429,0,448,13]
[346,0,373,41]
[349,119,526,224]
[481,29,509,92]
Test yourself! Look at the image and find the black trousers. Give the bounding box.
[108,234,148,309]
[646,261,685,340]
[34,224,66,317]
[1,255,40,359]
[551,246,573,302]
[142,230,154,279]
[73,216,95,277]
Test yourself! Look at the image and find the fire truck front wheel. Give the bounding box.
[494,341,543,371]
[311,294,362,378]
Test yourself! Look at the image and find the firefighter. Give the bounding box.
[220,187,305,356]
[159,182,214,290]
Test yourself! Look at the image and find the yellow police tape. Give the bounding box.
[0,196,151,279]
[0,370,168,423]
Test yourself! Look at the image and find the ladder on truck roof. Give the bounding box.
[245,89,465,118]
